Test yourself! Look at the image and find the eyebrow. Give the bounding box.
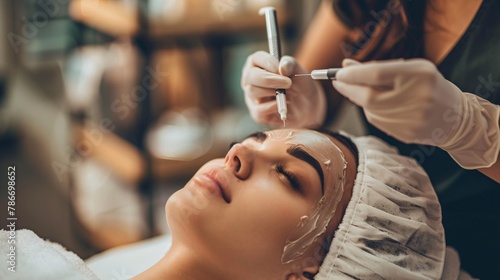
[244,132,324,195]
[287,146,324,195]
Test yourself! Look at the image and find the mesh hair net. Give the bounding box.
[316,136,446,280]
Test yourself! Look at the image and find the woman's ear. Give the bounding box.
[285,266,319,280]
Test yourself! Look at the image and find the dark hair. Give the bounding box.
[332,0,426,61]
[317,129,359,167]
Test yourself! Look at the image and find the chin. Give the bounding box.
[164,186,214,235]
[164,191,181,232]
[164,189,199,234]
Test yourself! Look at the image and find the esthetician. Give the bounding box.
[241,0,500,278]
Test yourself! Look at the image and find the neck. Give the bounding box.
[132,243,222,280]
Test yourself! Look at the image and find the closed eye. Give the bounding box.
[276,163,301,192]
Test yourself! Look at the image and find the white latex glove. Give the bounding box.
[333,58,500,169]
[241,51,326,128]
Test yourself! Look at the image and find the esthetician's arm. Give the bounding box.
[295,0,352,125]
[332,59,500,184]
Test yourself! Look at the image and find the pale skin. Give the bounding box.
[292,0,499,182]
[132,129,357,280]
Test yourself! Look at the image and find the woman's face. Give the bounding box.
[166,128,354,279]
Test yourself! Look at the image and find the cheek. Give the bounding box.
[230,177,312,246]
[255,192,304,223]
[216,180,313,267]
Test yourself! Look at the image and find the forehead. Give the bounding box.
[267,129,335,148]
[267,129,340,163]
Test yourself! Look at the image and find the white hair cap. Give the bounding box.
[316,136,446,280]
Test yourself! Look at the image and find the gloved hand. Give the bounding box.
[241,51,326,128]
[333,58,500,169]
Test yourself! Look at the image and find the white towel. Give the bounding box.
[86,234,170,279]
[0,229,98,280]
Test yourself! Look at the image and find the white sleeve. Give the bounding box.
[0,229,98,280]
[85,234,171,279]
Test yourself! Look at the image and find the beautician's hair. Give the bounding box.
[332,0,426,61]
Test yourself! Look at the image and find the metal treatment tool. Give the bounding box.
[259,6,287,127]
[295,68,341,80]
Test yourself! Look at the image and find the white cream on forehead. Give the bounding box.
[268,129,347,264]
[267,130,340,164]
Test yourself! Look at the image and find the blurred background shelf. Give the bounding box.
[0,0,341,259]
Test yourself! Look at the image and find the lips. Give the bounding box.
[199,168,231,203]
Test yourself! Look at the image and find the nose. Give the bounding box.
[225,143,252,180]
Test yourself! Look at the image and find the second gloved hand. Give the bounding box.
[241,51,326,128]
[333,58,500,169]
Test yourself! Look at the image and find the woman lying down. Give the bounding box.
[0,128,474,279]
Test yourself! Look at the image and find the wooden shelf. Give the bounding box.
[148,4,290,38]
